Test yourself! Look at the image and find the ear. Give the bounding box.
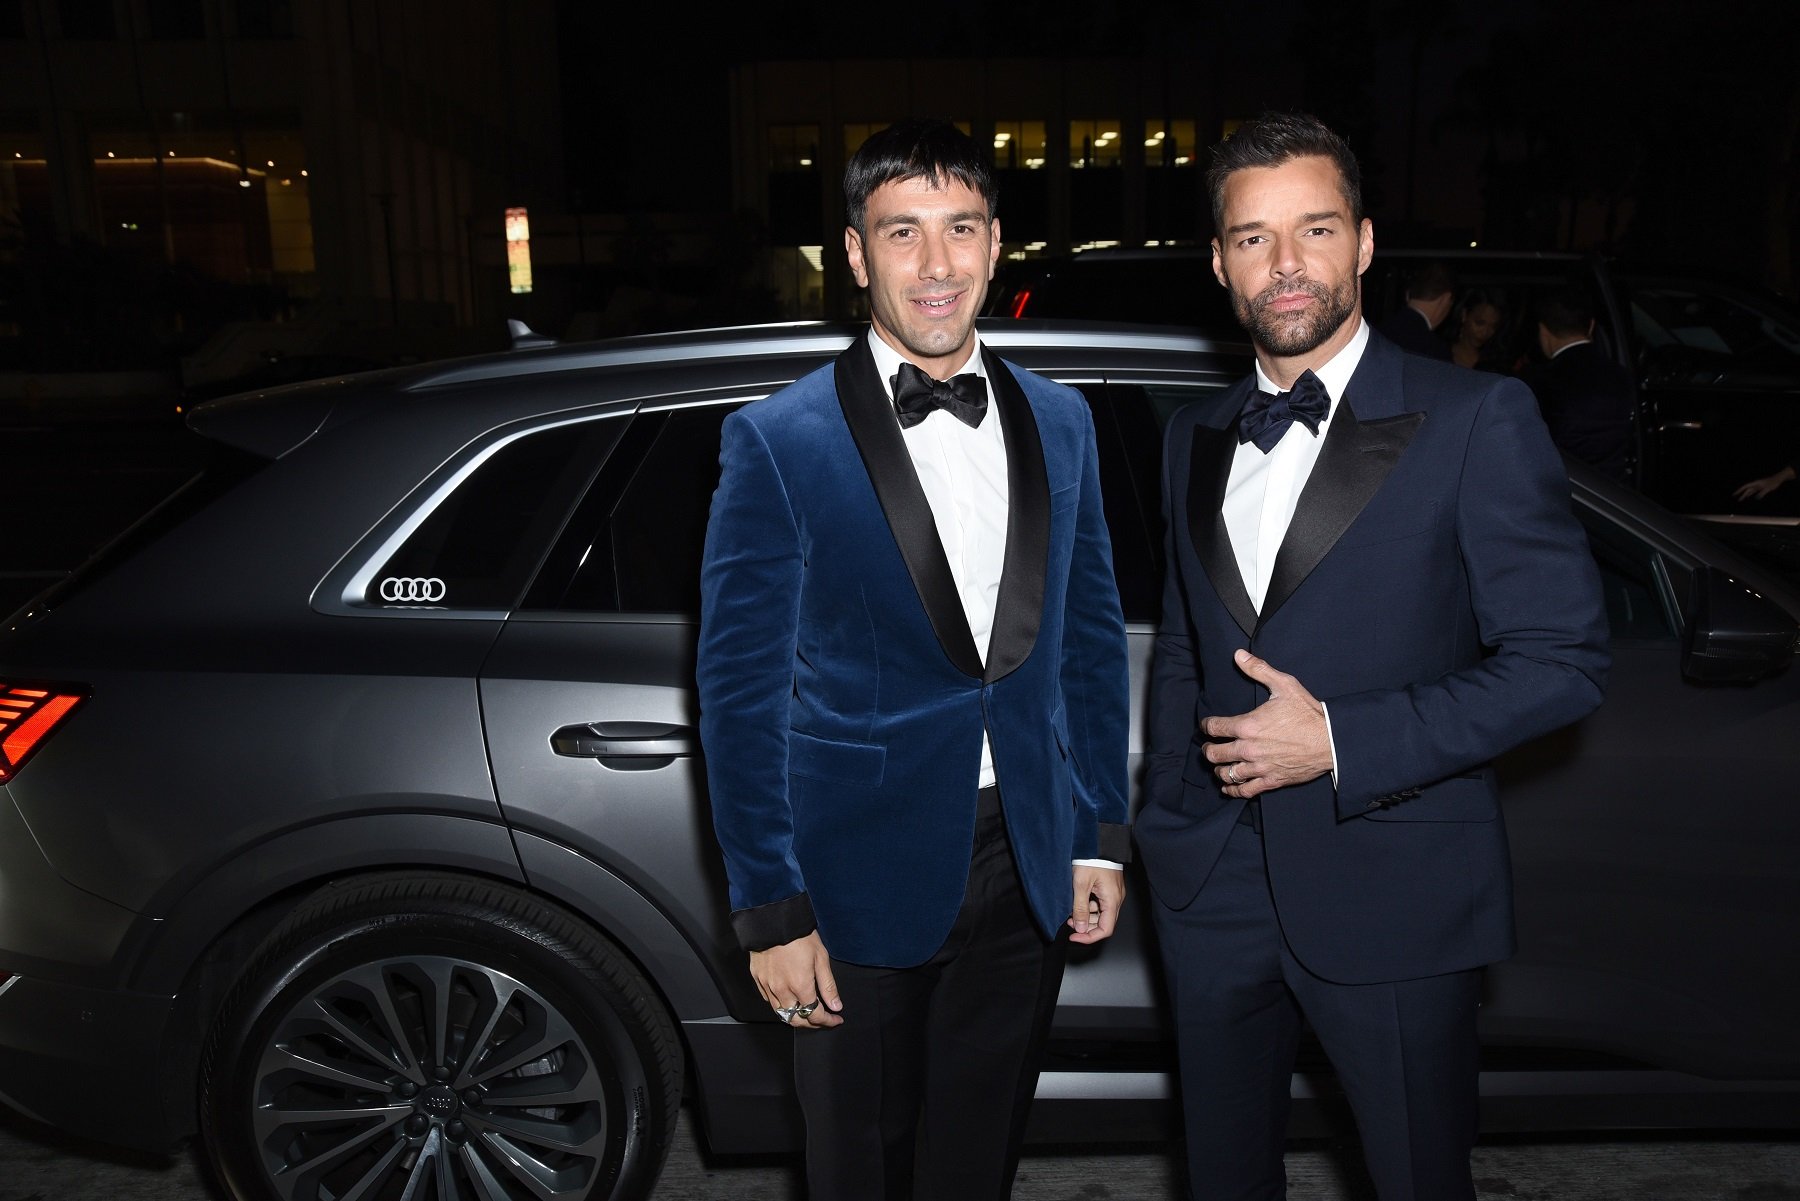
[845,225,868,289]
[1355,217,1374,276]
[987,217,1002,280]
[1211,239,1227,289]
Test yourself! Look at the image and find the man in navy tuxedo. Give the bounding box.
[697,120,1130,1200]
[1136,113,1608,1200]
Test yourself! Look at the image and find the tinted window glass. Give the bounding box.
[526,406,736,615]
[1577,512,1676,640]
[367,419,621,611]
[1078,384,1164,622]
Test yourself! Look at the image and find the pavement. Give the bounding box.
[2,1100,1796,1200]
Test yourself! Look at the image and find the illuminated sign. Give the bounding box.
[505,206,532,294]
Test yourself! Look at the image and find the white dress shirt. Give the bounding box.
[866,331,1120,870]
[1222,317,1371,782]
[866,330,1007,789]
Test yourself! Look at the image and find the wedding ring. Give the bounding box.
[1226,764,1241,785]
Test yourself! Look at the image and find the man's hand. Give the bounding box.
[1201,649,1333,798]
[749,931,843,1029]
[1068,865,1125,945]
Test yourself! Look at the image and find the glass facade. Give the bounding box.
[1069,120,1122,169]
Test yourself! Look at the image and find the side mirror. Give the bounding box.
[1682,565,1798,683]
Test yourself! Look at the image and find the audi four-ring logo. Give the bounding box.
[379,577,447,603]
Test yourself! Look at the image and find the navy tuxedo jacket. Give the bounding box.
[1137,331,1608,985]
[697,336,1130,969]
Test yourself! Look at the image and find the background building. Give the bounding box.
[0,0,563,374]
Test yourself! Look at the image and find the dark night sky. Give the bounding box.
[558,0,1800,288]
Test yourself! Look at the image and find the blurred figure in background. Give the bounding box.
[1377,260,1455,360]
[1521,285,1634,482]
[1449,288,1514,372]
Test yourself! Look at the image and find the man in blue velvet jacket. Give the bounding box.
[1137,113,1608,1200]
[697,120,1130,1201]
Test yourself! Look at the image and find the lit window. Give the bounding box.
[992,121,1047,170]
[1069,121,1122,169]
[1145,119,1197,168]
[770,124,820,172]
[505,206,532,294]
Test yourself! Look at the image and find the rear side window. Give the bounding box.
[363,419,622,611]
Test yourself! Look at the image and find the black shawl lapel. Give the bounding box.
[1186,394,1258,638]
[982,349,1048,684]
[834,336,984,679]
[1257,399,1425,629]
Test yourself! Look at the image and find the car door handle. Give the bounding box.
[1658,420,1703,431]
[551,722,697,763]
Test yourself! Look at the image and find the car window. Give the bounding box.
[1575,510,1679,641]
[524,406,736,615]
[523,387,1183,623]
[1629,284,1800,378]
[364,418,621,611]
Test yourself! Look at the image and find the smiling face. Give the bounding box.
[1210,154,1374,381]
[846,174,1000,378]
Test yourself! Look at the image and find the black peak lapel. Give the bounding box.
[1186,398,1257,638]
[982,350,1048,683]
[834,336,984,679]
[1258,399,1425,628]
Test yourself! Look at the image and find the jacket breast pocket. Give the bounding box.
[1334,499,1442,551]
[788,730,886,787]
[1362,772,1497,823]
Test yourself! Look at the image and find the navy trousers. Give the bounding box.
[1153,813,1481,1201]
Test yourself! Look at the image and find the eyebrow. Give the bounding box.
[873,209,990,230]
[1225,210,1346,237]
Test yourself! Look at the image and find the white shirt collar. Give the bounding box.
[866,328,988,405]
[1551,338,1592,360]
[1252,317,1370,404]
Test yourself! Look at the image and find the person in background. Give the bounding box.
[1449,287,1513,371]
[1520,285,1635,482]
[1376,260,1455,360]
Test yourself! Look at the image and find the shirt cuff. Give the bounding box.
[1322,699,1340,789]
[1073,858,1125,870]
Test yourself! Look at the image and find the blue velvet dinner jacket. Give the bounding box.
[1136,330,1609,985]
[697,335,1130,969]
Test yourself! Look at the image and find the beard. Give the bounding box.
[1230,275,1359,357]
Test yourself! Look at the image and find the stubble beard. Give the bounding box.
[1231,275,1359,357]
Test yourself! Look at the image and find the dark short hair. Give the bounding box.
[1206,111,1363,233]
[1536,284,1596,336]
[1405,260,1457,301]
[844,120,997,238]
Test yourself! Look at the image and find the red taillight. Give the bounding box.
[1009,288,1033,319]
[0,683,86,783]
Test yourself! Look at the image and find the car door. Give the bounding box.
[1481,502,1800,1079]
[476,391,771,1023]
[1627,278,1800,516]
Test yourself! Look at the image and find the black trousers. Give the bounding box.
[1153,814,1481,1201]
[793,788,1067,1201]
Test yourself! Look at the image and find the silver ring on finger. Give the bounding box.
[774,1002,817,1023]
[1226,764,1241,785]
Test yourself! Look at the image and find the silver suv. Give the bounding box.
[1,322,1796,1201]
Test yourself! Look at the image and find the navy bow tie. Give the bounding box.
[1238,369,1330,453]
[892,361,988,430]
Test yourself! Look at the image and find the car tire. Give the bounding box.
[199,872,682,1201]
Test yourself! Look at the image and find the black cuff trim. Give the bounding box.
[729,892,818,952]
[1098,822,1133,864]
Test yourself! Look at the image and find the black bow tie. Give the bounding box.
[892,361,989,430]
[1238,369,1330,453]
